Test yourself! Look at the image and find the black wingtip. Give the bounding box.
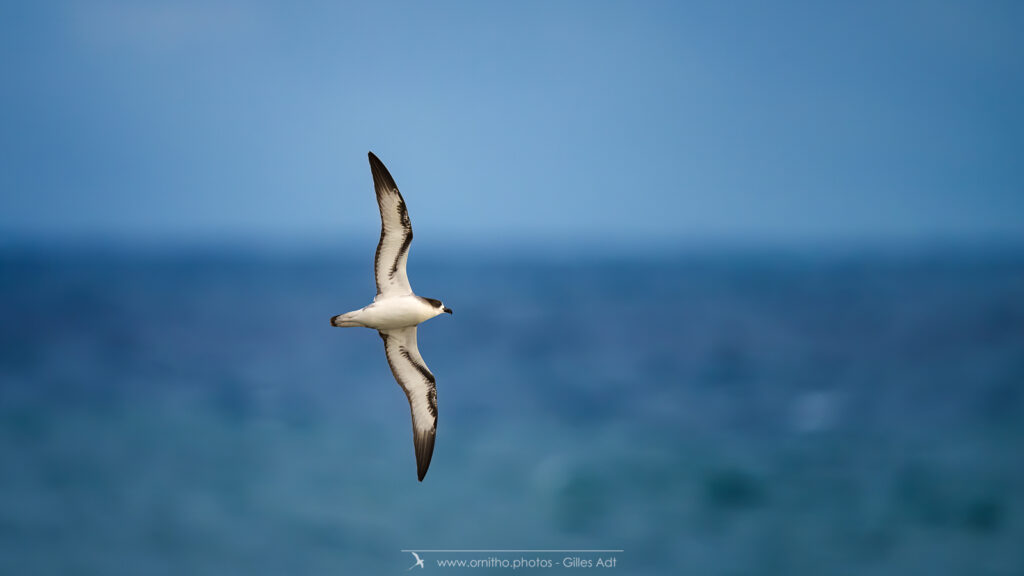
[368,152,398,194]
[414,429,436,482]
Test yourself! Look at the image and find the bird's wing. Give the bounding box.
[379,326,437,481]
[369,152,414,298]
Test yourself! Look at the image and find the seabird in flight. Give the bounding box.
[330,152,452,481]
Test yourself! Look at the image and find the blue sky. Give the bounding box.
[1,1,1022,249]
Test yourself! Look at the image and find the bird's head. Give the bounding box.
[424,297,453,316]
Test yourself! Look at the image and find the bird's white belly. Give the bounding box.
[357,296,434,330]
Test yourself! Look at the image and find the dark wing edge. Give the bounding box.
[379,328,438,481]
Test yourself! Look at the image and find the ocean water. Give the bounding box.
[1,247,1023,575]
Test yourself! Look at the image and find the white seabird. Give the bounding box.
[330,152,452,481]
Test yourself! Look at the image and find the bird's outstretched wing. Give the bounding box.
[379,326,437,481]
[369,152,414,298]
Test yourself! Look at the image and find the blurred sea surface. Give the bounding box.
[1,246,1023,575]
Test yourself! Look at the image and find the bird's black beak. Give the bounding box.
[443,307,453,315]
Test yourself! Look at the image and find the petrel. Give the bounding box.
[330,152,452,481]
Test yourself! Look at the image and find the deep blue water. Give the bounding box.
[1,247,1023,574]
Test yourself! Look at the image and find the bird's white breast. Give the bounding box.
[356,296,437,330]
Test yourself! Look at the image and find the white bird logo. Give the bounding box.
[408,551,425,570]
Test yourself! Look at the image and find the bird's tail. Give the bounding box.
[330,311,363,327]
